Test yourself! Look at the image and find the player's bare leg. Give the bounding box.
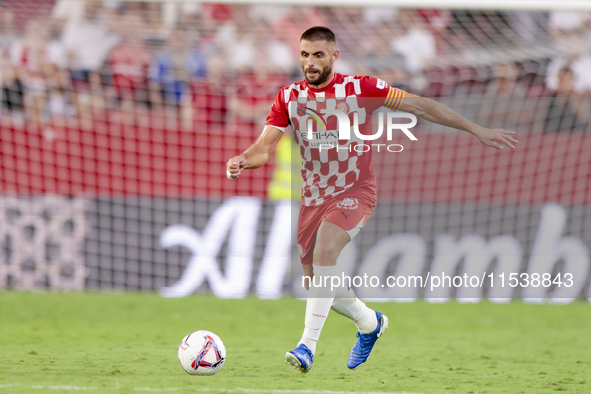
[301,236,377,332]
[286,221,349,372]
[301,221,350,348]
[312,221,351,267]
[313,227,388,370]
[287,221,387,371]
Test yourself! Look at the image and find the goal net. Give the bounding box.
[1,1,590,301]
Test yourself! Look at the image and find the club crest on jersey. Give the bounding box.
[336,101,350,114]
[336,197,359,210]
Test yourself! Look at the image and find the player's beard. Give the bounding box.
[304,63,333,87]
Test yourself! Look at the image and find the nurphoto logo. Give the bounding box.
[293,98,418,152]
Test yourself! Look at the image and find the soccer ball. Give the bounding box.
[178,330,226,376]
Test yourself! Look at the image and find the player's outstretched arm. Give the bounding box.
[398,94,518,150]
[226,126,284,179]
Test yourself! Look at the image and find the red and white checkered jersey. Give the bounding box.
[265,73,405,206]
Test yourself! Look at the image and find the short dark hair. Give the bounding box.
[300,26,336,44]
[558,66,573,77]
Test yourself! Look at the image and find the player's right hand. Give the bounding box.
[226,156,248,179]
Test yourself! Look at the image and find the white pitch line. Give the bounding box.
[0,384,434,394]
[3,385,98,391]
[2,385,97,391]
[187,389,422,394]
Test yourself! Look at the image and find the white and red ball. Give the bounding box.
[178,330,226,376]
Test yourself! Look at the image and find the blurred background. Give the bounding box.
[0,1,590,301]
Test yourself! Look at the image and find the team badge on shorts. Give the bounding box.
[297,244,305,258]
[336,197,359,210]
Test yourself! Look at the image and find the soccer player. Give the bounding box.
[226,26,517,373]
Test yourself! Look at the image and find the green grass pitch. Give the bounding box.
[1,292,590,394]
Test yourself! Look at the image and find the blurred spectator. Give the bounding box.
[549,11,591,42]
[143,2,169,44]
[273,6,327,54]
[215,4,251,67]
[228,63,288,133]
[544,67,590,132]
[45,19,75,123]
[391,10,436,74]
[75,68,106,130]
[546,53,591,95]
[202,4,233,23]
[0,3,587,135]
[477,62,527,131]
[194,11,220,57]
[0,52,24,121]
[149,25,206,109]
[10,19,65,122]
[570,54,591,95]
[360,22,395,61]
[357,21,409,89]
[545,57,569,92]
[190,57,228,133]
[363,7,398,25]
[229,21,294,74]
[324,7,367,63]
[250,5,290,25]
[108,13,151,121]
[1,0,54,35]
[52,0,85,23]
[0,9,17,51]
[0,10,21,122]
[62,0,119,82]
[486,62,526,97]
[417,9,451,53]
[46,70,76,125]
[370,56,409,92]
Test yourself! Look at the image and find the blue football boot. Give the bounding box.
[347,311,389,369]
[285,343,314,373]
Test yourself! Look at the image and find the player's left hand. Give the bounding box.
[474,127,518,150]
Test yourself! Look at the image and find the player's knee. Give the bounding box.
[312,242,340,266]
[313,221,350,265]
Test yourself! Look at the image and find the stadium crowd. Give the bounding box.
[0,0,590,132]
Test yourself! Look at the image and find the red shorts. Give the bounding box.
[297,186,377,265]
